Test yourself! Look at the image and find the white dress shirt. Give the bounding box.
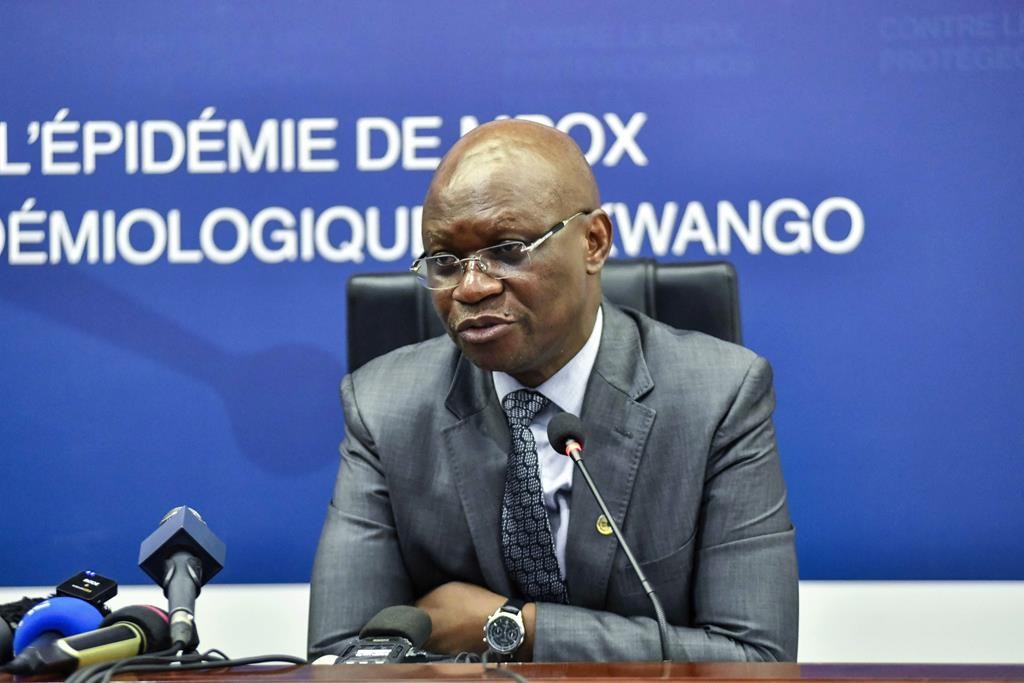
[492,306,603,579]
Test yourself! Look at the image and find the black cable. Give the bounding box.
[98,650,216,683]
[65,645,186,683]
[68,646,304,683]
[100,653,305,683]
[114,652,298,680]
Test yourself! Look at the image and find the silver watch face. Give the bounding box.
[485,614,523,654]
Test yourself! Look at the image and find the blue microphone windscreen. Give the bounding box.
[12,597,103,655]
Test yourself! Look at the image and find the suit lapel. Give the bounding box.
[440,355,515,596]
[565,303,655,608]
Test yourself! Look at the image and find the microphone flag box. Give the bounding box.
[138,507,226,585]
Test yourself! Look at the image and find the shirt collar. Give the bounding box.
[493,306,603,416]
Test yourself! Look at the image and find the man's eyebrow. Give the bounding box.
[422,216,525,247]
[421,228,451,251]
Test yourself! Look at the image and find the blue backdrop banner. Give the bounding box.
[2,0,1022,585]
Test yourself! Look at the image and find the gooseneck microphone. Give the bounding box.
[2,605,170,675]
[138,506,226,651]
[547,413,672,662]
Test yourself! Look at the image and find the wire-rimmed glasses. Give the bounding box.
[410,211,588,291]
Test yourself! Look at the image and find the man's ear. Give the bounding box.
[584,209,613,274]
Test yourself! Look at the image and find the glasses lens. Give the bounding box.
[479,242,529,279]
[420,254,459,289]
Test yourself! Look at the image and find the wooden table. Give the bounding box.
[6,663,1024,683]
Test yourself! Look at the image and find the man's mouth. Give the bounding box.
[454,315,514,344]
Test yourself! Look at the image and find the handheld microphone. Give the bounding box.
[11,597,105,657]
[336,606,442,664]
[548,413,672,662]
[2,605,170,675]
[0,619,10,666]
[138,506,226,651]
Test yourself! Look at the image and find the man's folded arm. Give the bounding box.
[533,527,796,661]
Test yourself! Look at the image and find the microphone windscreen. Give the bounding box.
[548,412,586,454]
[99,605,171,653]
[358,606,431,647]
[12,598,103,655]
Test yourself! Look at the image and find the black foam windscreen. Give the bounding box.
[358,606,431,648]
[0,597,44,629]
[547,412,586,454]
[99,605,171,653]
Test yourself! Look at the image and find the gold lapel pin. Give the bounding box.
[595,514,613,536]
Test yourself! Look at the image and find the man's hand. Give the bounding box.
[414,581,536,659]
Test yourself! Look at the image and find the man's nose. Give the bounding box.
[452,259,503,303]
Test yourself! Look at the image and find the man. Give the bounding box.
[308,120,798,662]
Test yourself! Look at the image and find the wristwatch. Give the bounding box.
[483,598,526,659]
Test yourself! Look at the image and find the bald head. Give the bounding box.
[424,120,600,223]
[418,119,613,387]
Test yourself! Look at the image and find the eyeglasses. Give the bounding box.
[410,211,589,291]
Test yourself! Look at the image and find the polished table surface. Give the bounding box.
[6,663,1024,683]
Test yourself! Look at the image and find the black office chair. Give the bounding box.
[346,259,742,373]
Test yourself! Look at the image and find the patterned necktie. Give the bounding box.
[500,389,569,604]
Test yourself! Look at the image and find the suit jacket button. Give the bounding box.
[595,514,613,536]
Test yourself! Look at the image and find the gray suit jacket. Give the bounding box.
[308,302,798,662]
